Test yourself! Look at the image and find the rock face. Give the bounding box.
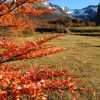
[70,5,98,21]
[96,4,100,26]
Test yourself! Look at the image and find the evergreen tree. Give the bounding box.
[96,3,100,26]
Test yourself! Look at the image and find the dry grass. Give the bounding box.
[2,33,100,100]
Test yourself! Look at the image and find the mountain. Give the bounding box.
[28,2,96,28]
[41,2,98,21]
[31,2,68,20]
[63,7,73,14]
[32,2,99,21]
[70,5,98,21]
[30,2,70,28]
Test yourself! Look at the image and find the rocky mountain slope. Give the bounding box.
[31,2,68,20]
[70,5,98,21]
[41,2,98,21]
[30,2,96,28]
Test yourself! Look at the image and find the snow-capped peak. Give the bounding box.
[70,5,98,21]
[40,2,98,21]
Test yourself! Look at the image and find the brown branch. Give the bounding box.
[0,0,30,16]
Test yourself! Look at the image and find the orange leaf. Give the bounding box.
[0,90,7,94]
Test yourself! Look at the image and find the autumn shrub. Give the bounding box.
[20,23,35,36]
[0,0,54,36]
[0,64,96,100]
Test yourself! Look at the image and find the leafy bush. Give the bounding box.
[0,64,96,100]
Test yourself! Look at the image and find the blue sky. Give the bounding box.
[49,0,100,9]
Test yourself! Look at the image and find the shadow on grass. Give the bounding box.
[73,33,100,37]
[76,42,100,48]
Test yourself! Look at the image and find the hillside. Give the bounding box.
[29,2,95,28]
[28,2,69,28]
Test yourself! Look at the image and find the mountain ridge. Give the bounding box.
[30,2,96,28]
[46,2,98,21]
[70,5,98,21]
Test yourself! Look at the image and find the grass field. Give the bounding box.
[3,33,100,100]
[70,26,100,30]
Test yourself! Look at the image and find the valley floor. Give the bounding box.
[1,33,100,100]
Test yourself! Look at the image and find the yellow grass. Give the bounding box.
[3,33,100,100]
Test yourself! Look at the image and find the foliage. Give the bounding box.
[46,18,95,28]
[0,33,65,63]
[0,64,96,100]
[0,0,54,36]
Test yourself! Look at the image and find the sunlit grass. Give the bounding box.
[4,33,100,100]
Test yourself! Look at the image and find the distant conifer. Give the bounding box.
[96,3,100,26]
